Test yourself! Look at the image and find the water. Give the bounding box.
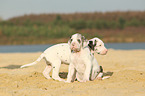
[105,43,145,50]
[0,43,145,53]
[0,44,53,53]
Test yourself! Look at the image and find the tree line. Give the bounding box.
[0,11,145,44]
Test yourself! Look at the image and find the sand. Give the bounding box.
[0,49,145,96]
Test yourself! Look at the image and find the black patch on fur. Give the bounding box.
[88,40,96,50]
[100,66,103,72]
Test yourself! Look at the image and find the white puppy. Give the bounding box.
[66,33,93,82]
[20,35,107,81]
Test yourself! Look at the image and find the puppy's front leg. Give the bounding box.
[66,63,76,83]
[90,58,100,80]
[83,60,92,82]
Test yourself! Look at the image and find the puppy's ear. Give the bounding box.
[81,36,86,47]
[88,41,94,50]
[81,36,86,42]
[68,36,72,45]
[94,40,97,46]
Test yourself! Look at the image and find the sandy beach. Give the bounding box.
[0,49,145,96]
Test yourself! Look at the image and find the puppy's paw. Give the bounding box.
[64,80,71,83]
[102,76,110,80]
[81,78,90,82]
[96,77,102,80]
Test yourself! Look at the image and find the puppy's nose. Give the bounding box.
[104,49,108,54]
[106,49,108,53]
[72,43,75,46]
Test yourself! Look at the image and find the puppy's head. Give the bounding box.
[68,33,86,52]
[88,38,108,55]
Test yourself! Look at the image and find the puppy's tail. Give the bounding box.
[20,53,45,68]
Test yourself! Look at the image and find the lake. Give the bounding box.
[0,43,145,53]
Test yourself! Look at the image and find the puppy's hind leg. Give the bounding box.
[51,60,65,81]
[96,66,103,80]
[43,65,52,79]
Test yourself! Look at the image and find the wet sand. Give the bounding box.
[0,49,145,96]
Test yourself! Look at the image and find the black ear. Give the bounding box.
[88,41,94,50]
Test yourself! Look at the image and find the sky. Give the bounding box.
[0,0,145,20]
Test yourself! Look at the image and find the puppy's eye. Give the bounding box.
[77,39,81,43]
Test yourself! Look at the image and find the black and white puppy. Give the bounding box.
[88,38,108,55]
